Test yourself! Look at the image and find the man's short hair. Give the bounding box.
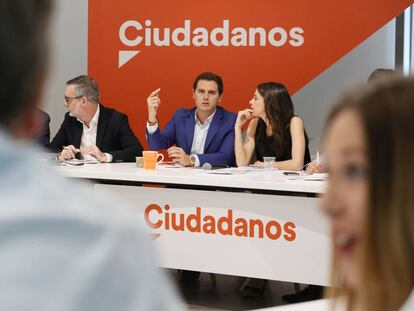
[0,0,52,125]
[66,75,100,104]
[193,72,224,96]
[368,68,395,82]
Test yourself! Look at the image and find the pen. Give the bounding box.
[316,150,320,164]
[61,146,82,158]
[62,145,80,152]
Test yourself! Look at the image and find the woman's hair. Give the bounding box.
[256,82,307,158]
[325,77,414,311]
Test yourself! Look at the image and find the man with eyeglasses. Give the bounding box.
[49,75,143,162]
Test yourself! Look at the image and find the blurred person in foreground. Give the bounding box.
[0,1,182,310]
[322,77,414,310]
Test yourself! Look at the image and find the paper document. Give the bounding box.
[202,167,262,175]
[286,172,328,181]
[157,162,184,169]
[60,158,99,166]
[304,173,328,181]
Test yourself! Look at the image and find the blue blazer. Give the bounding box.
[147,106,236,166]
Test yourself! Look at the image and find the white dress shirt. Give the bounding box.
[78,105,112,162]
[0,130,183,311]
[147,109,216,167]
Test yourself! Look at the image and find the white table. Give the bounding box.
[252,299,331,311]
[56,163,331,286]
[56,162,325,193]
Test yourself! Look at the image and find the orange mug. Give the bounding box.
[143,151,164,170]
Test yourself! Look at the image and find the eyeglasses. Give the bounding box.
[64,95,83,104]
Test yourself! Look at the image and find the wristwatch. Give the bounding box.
[189,154,197,167]
[148,119,158,126]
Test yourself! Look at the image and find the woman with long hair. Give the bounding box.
[235,82,310,170]
[322,77,414,311]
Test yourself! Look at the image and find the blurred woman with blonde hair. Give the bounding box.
[322,77,414,310]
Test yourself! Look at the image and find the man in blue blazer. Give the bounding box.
[146,72,236,167]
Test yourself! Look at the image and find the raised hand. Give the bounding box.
[147,88,161,124]
[235,108,254,129]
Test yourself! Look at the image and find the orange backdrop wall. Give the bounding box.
[88,0,412,148]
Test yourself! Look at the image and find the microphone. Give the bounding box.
[202,163,229,170]
[202,163,212,170]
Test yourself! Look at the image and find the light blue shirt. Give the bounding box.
[0,129,183,311]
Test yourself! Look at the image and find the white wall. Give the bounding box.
[43,2,396,153]
[42,0,88,136]
[293,20,396,155]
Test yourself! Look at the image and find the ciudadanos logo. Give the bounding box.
[118,19,304,68]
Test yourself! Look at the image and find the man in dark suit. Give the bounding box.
[146,72,236,167]
[34,109,50,147]
[49,75,142,162]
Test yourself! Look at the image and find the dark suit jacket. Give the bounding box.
[49,105,142,162]
[146,106,236,166]
[34,109,50,147]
